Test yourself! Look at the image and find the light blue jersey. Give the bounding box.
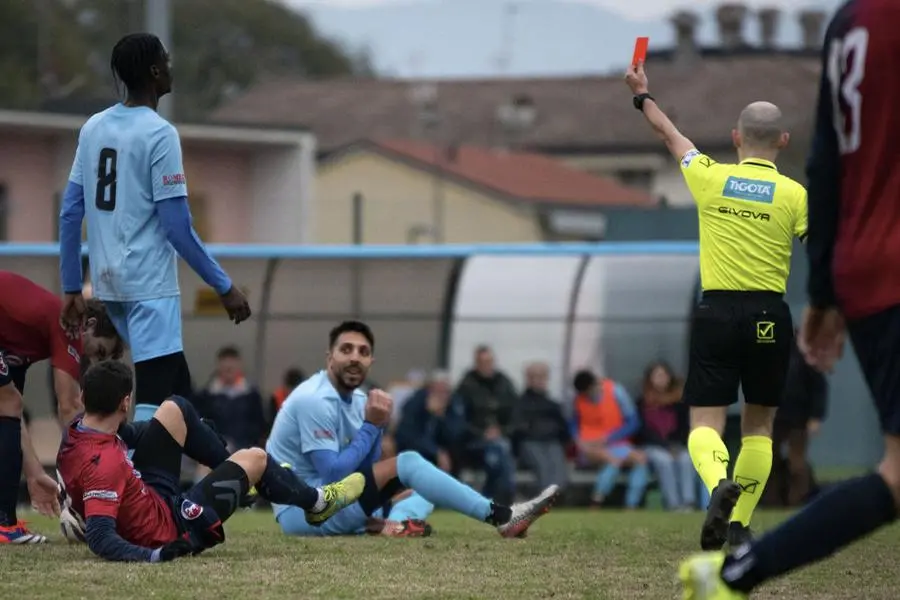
[268,370,444,537]
[69,104,186,302]
[266,370,367,507]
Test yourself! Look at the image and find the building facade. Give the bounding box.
[0,110,315,244]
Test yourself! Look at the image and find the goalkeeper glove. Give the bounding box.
[152,539,195,563]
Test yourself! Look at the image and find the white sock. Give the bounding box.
[311,489,327,513]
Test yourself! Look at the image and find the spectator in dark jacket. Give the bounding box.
[636,361,700,511]
[511,362,571,491]
[394,370,467,473]
[455,345,518,505]
[193,346,266,451]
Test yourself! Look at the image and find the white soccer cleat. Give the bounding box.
[497,484,561,538]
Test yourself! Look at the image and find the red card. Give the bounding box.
[632,37,649,66]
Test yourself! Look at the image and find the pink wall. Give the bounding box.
[0,134,56,241]
[182,145,251,243]
[0,131,252,243]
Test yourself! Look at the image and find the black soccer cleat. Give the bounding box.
[700,479,742,551]
[727,521,754,549]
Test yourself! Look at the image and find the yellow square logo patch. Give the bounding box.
[756,321,775,343]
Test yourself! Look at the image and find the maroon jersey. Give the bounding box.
[807,0,900,318]
[57,419,179,547]
[0,271,82,380]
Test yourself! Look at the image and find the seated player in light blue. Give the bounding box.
[266,320,560,538]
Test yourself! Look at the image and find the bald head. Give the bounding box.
[737,101,786,148]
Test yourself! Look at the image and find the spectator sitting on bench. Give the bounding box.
[269,367,305,424]
[636,360,703,511]
[193,346,266,452]
[572,369,649,510]
[511,362,572,493]
[394,369,467,474]
[455,345,518,506]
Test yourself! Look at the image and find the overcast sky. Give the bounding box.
[280,0,838,77]
[285,0,829,21]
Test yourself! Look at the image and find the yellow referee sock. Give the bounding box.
[731,435,773,527]
[688,426,730,495]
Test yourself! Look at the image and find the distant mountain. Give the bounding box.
[285,0,842,78]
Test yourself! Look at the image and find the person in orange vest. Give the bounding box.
[270,367,306,422]
[571,369,649,509]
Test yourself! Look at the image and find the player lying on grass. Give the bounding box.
[0,271,124,544]
[266,320,560,538]
[57,360,365,562]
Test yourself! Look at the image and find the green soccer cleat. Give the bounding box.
[305,472,366,526]
[678,552,748,600]
[239,486,258,508]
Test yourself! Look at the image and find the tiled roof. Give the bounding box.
[211,55,820,154]
[334,138,657,207]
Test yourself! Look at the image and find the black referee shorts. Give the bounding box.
[683,291,793,408]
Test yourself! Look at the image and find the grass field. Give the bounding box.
[2,508,898,599]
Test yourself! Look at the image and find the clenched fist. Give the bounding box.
[365,389,394,427]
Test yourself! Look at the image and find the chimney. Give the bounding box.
[799,9,827,50]
[671,10,700,62]
[716,3,749,51]
[758,8,780,50]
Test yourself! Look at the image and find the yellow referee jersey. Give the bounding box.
[680,149,808,294]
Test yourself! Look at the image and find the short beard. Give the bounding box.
[332,368,365,394]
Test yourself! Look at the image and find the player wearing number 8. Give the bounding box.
[624,60,808,554]
[59,33,251,424]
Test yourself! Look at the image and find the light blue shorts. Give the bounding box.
[274,492,434,537]
[276,502,375,537]
[607,443,636,462]
[103,296,183,362]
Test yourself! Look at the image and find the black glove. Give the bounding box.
[157,539,195,562]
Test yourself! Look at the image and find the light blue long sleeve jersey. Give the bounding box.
[60,103,234,423]
[59,104,231,368]
[265,370,382,521]
[63,104,211,300]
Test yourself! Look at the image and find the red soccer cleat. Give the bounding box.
[365,517,433,538]
[0,520,48,544]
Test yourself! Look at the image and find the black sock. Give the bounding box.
[485,503,512,526]
[0,416,22,526]
[722,473,897,593]
[197,459,250,521]
[171,396,230,468]
[256,455,320,510]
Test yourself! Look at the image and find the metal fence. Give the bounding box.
[0,242,884,468]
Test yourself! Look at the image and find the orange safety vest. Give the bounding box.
[272,386,290,413]
[575,379,623,442]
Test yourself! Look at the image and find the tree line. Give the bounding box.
[1,0,372,119]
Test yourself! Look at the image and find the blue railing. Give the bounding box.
[0,241,700,258]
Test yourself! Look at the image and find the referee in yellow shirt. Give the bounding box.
[625,62,808,551]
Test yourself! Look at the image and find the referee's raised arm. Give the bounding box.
[624,61,695,161]
[624,60,807,552]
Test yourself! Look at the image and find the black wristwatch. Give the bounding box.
[633,93,655,111]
